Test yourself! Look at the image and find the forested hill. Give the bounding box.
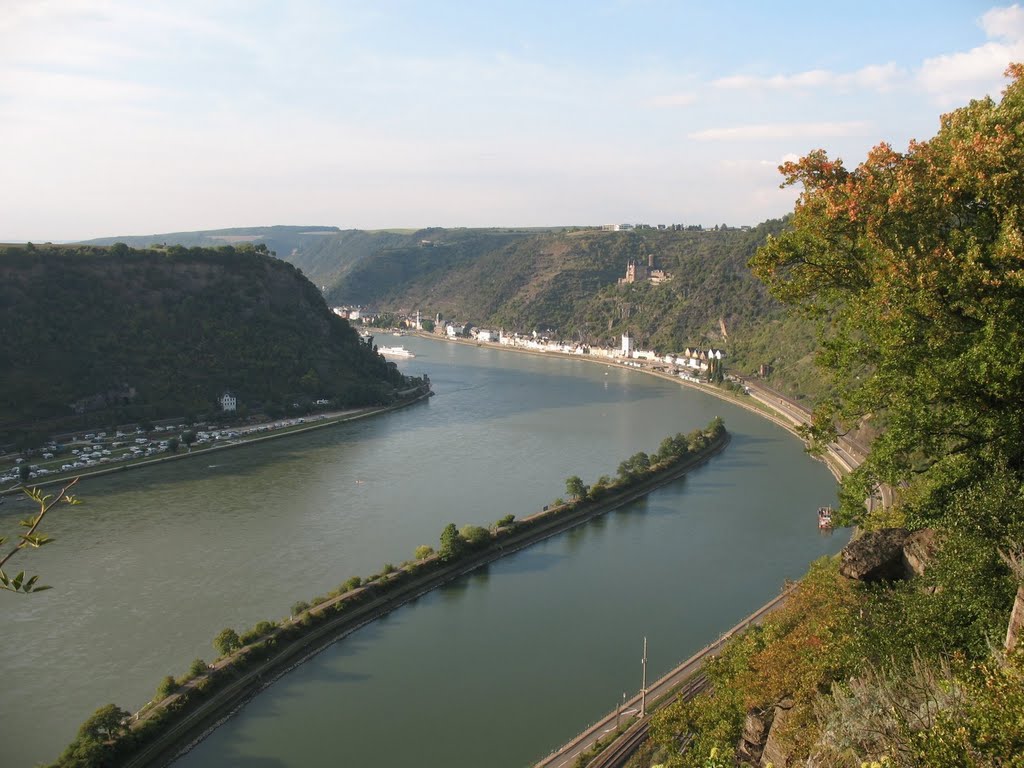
[328,221,821,395]
[80,226,544,293]
[80,222,823,398]
[0,243,410,444]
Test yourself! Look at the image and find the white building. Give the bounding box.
[475,329,496,343]
[219,392,237,412]
[621,333,634,358]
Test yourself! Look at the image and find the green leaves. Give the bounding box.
[0,569,51,593]
[0,478,78,597]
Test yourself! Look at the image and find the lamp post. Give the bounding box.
[640,636,648,718]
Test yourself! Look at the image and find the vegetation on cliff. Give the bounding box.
[647,66,1024,768]
[0,243,411,444]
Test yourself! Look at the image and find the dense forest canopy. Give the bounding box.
[0,243,409,444]
[751,63,1024,534]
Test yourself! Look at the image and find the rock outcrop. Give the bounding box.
[902,528,939,578]
[737,707,773,764]
[839,528,911,582]
[760,698,795,767]
[1006,584,1024,654]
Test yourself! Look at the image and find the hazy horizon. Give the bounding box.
[4,1,1023,242]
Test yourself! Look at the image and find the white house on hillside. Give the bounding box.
[219,392,237,412]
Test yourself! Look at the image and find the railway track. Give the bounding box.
[585,672,710,768]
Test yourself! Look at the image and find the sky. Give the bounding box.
[2,0,1023,241]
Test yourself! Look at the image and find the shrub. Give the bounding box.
[188,658,208,677]
[459,524,491,547]
[414,544,434,559]
[156,675,178,700]
[291,600,310,616]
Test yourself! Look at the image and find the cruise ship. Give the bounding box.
[378,345,415,358]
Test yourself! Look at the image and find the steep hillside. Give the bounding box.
[0,243,410,443]
[329,221,820,396]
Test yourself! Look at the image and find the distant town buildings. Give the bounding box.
[219,392,237,412]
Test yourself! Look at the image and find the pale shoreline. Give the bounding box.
[404,330,852,480]
[1,388,432,497]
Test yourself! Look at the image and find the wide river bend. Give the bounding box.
[1,335,841,767]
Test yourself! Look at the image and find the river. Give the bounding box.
[0,335,841,766]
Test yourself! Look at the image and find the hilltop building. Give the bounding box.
[618,254,670,285]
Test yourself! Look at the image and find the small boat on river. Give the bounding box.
[818,506,834,529]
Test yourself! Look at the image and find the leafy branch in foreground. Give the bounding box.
[0,477,80,594]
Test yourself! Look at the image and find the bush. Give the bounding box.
[459,524,491,547]
[291,600,310,616]
[188,658,207,677]
[239,620,277,644]
[495,514,516,528]
[156,675,178,700]
[414,544,434,559]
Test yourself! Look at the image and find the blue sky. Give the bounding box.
[2,1,1022,240]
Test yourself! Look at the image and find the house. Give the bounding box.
[475,329,496,343]
[219,392,237,412]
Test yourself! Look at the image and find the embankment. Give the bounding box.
[102,427,729,768]
[6,387,432,496]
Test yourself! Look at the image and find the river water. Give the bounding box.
[1,335,841,767]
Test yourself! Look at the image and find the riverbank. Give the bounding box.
[1,387,432,497]
[59,423,730,767]
[409,331,854,479]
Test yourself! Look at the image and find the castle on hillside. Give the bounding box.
[618,254,670,285]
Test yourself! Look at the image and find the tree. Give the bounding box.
[166,437,179,453]
[565,475,588,500]
[1,479,79,595]
[188,658,208,677]
[18,464,30,483]
[181,430,196,450]
[213,627,241,656]
[749,64,1024,530]
[439,522,466,562]
[76,703,130,742]
[414,544,434,560]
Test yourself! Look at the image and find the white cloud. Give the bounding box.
[689,122,871,141]
[982,3,1024,39]
[713,63,903,92]
[918,3,1024,104]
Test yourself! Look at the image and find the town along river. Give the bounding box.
[1,336,842,767]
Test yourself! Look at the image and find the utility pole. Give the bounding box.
[640,636,648,718]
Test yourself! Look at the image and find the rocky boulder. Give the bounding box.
[760,698,795,767]
[839,528,910,582]
[902,528,939,578]
[737,707,773,764]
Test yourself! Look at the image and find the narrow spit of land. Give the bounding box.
[70,424,729,768]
